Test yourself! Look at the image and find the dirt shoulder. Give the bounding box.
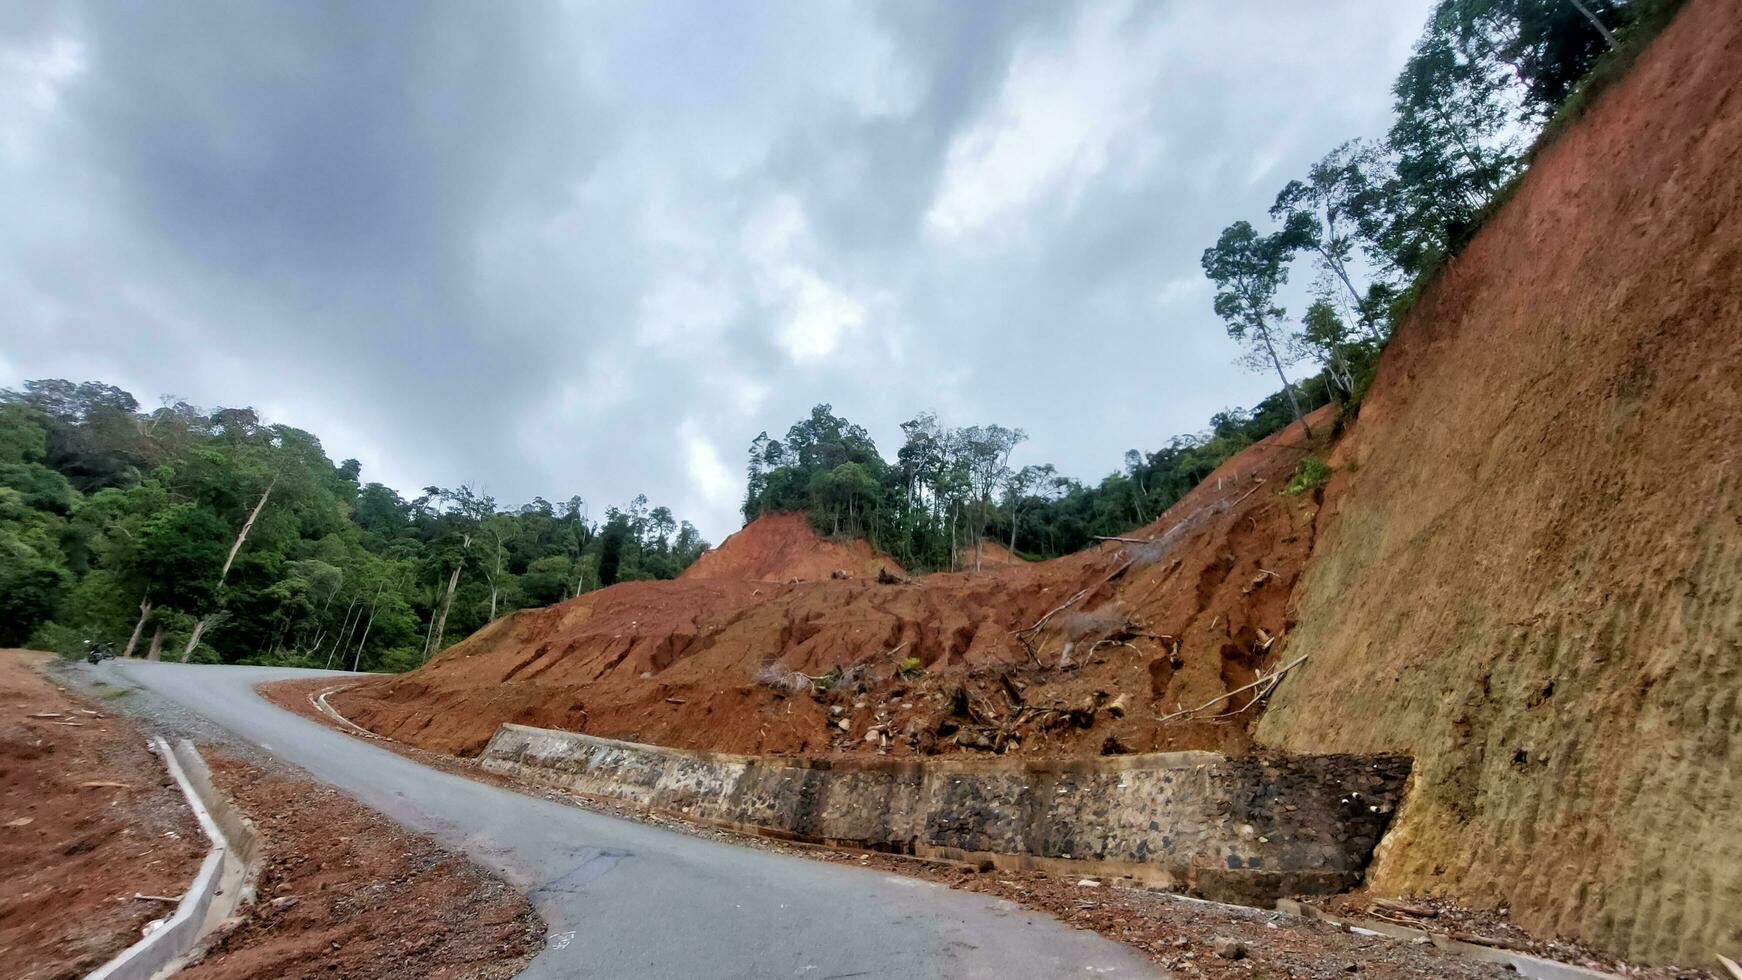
[176,751,540,980]
[0,649,206,980]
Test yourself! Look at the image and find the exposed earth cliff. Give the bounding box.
[1258,0,1741,964]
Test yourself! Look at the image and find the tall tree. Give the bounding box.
[1381,11,1524,273]
[1441,0,1624,117]
[1270,140,1394,341]
[1202,221,1314,438]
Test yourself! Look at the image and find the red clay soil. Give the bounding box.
[177,752,540,980]
[0,650,205,980]
[954,537,1027,569]
[334,405,1333,760]
[1256,0,1742,965]
[678,510,904,582]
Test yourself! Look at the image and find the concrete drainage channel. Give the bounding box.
[87,738,260,980]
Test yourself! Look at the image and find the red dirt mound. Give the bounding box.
[333,405,1333,760]
[679,511,904,582]
[954,538,1028,569]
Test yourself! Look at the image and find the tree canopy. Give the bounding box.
[0,382,708,666]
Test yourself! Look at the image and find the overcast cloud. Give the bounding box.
[1,0,1433,542]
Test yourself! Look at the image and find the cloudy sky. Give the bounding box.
[1,0,1433,542]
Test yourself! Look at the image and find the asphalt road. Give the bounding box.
[101,661,1155,979]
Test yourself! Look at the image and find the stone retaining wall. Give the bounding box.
[481,723,1410,903]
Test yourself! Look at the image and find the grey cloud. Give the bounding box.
[2,0,1435,542]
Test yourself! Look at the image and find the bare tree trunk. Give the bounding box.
[146,625,164,661]
[181,611,231,662]
[1008,501,1020,557]
[352,584,383,672]
[427,534,471,662]
[1323,251,1385,343]
[1258,324,1313,438]
[179,618,209,662]
[947,504,958,570]
[183,475,278,664]
[1567,0,1617,49]
[219,474,276,583]
[325,596,360,670]
[975,501,984,572]
[122,599,152,658]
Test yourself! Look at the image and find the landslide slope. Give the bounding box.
[679,511,903,582]
[1257,0,1741,964]
[335,407,1332,759]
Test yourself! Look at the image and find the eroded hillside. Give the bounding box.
[1257,0,1741,964]
[334,406,1333,759]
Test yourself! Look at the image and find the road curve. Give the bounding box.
[103,661,1155,979]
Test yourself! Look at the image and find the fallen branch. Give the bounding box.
[1228,478,1268,507]
[1199,673,1283,721]
[1012,557,1136,639]
[1093,535,1150,544]
[1373,898,1438,918]
[1156,653,1309,723]
[1446,931,1532,954]
[1717,954,1742,980]
[1087,639,1142,659]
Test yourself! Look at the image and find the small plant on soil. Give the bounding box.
[897,656,924,681]
[1283,457,1332,496]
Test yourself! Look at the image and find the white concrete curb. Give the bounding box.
[85,738,261,980]
[311,684,381,740]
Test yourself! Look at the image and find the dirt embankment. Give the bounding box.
[334,405,1332,759]
[955,537,1028,569]
[1258,0,1741,965]
[678,511,904,582]
[0,650,205,980]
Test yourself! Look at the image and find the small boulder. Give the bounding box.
[1211,937,1246,960]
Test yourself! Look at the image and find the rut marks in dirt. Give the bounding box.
[502,641,556,682]
[589,636,640,681]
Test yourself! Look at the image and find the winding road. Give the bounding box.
[99,661,1154,979]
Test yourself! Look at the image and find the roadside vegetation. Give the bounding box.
[0,382,707,667]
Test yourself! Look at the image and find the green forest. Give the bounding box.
[0,381,707,667]
[1,0,1671,666]
[745,0,1674,573]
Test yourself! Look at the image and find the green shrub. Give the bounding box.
[27,621,90,658]
[1283,458,1333,496]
